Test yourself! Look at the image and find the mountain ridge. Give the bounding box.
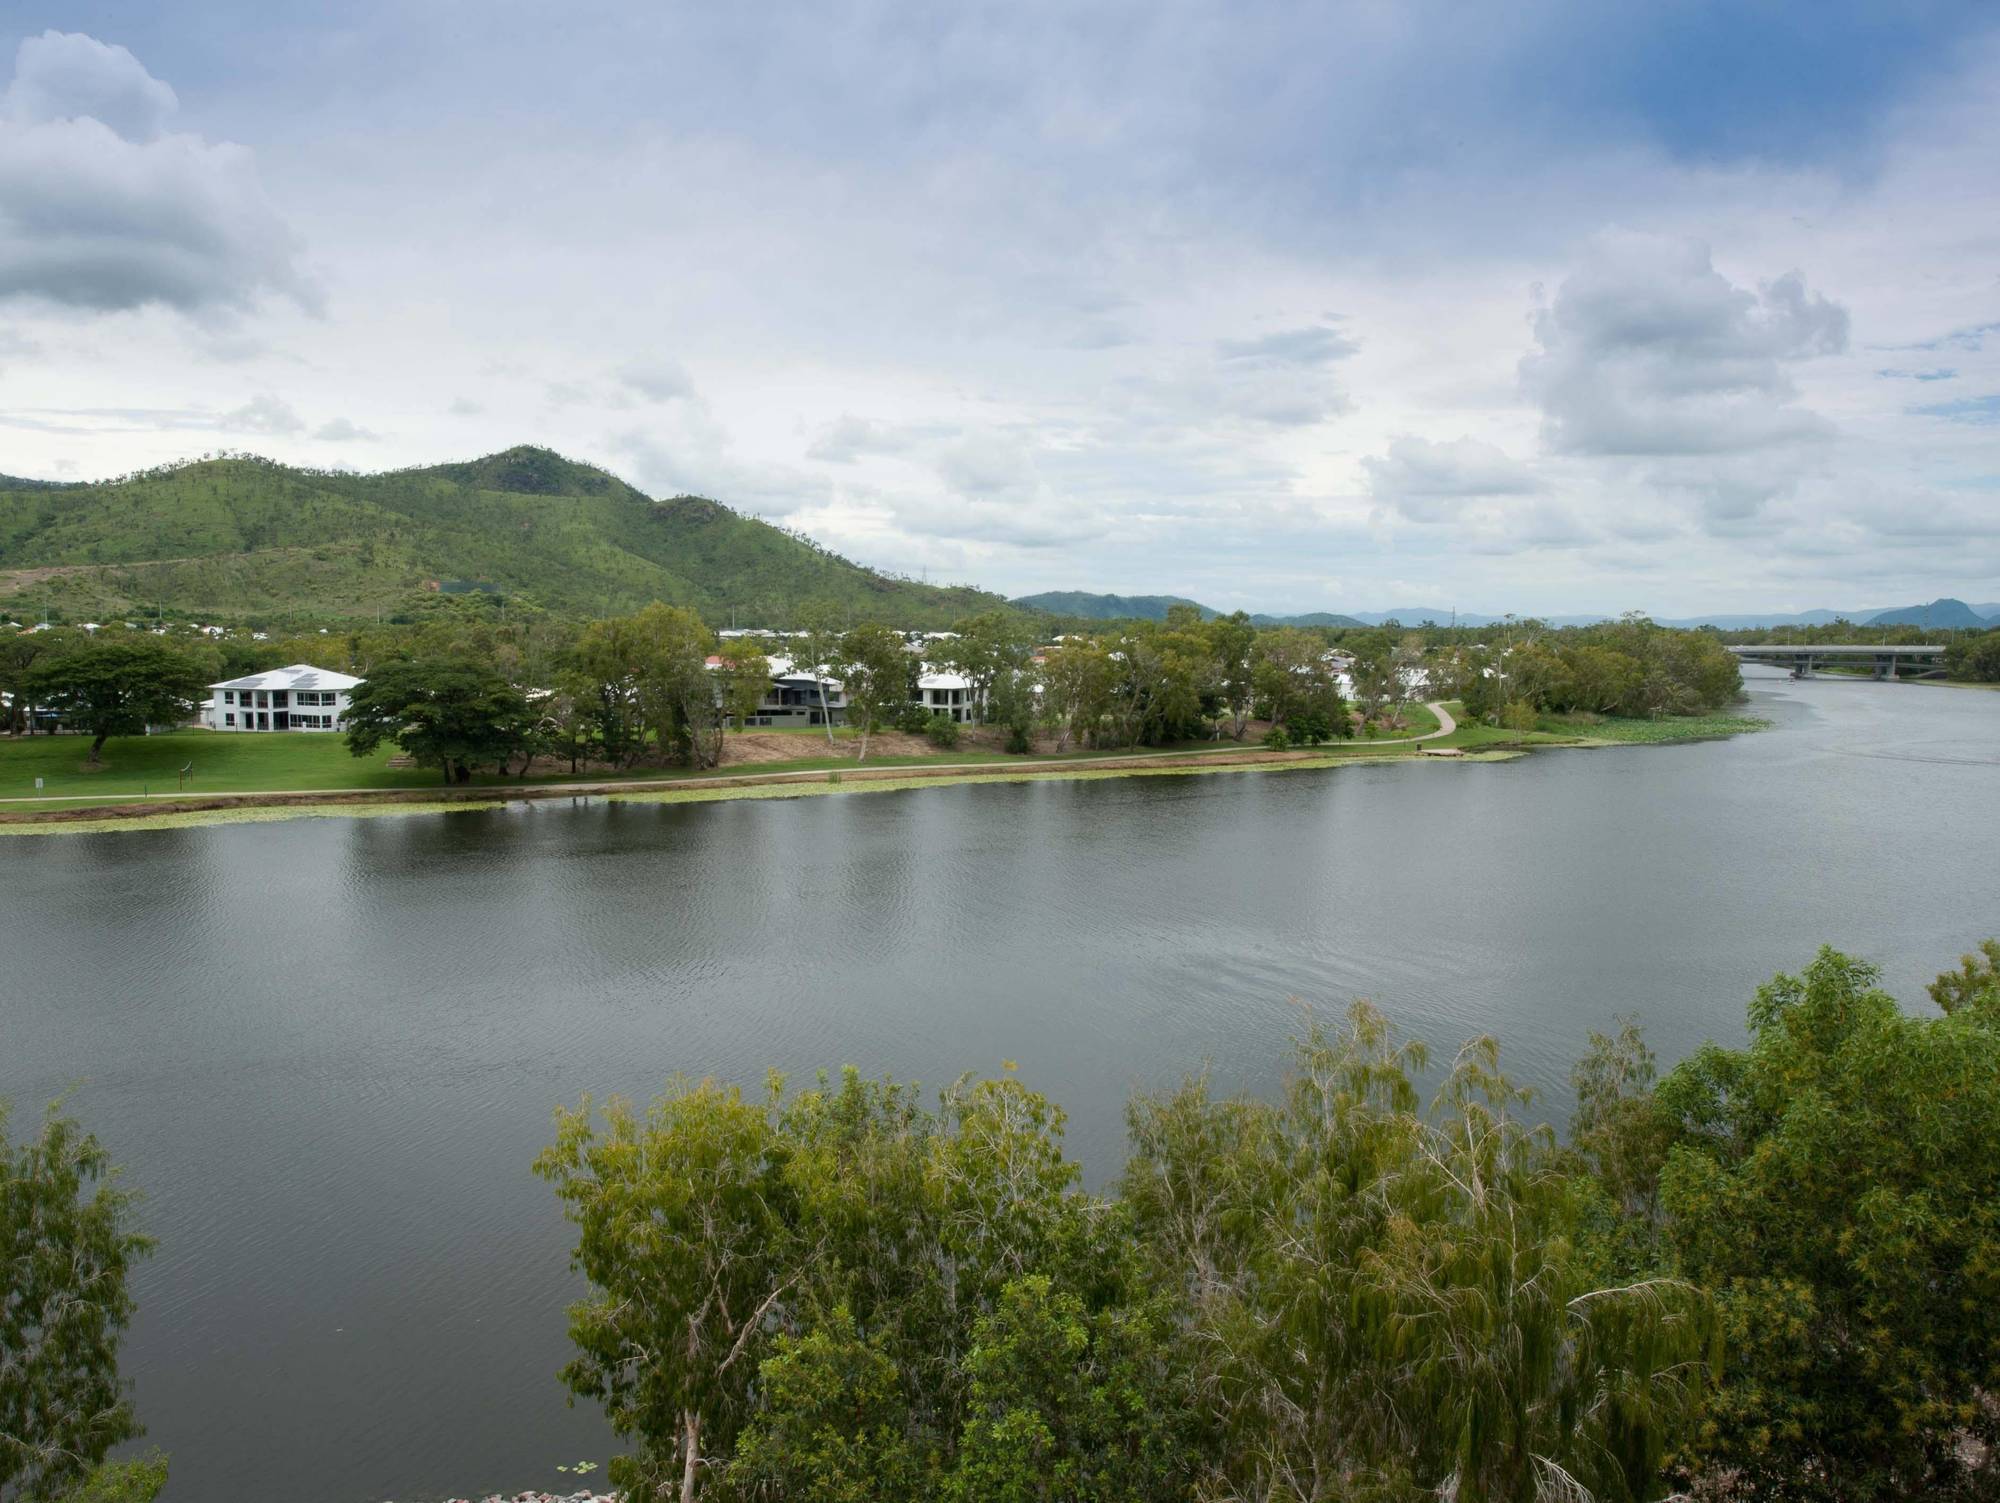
[0,446,1005,628]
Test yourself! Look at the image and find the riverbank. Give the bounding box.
[0,707,1771,836]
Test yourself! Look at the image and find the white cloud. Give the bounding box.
[224,392,304,434]
[314,416,376,441]
[1522,232,1847,460]
[1364,436,1539,522]
[616,358,695,402]
[0,31,312,315]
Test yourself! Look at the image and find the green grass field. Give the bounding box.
[0,705,1768,814]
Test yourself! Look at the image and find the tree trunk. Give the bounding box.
[88,731,107,764]
[817,680,835,747]
[680,1409,701,1503]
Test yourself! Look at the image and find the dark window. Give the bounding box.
[224,713,235,726]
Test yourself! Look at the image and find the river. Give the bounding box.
[4,669,1997,1502]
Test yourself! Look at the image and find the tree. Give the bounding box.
[1656,947,2000,1499]
[1,1104,155,1503]
[21,638,206,763]
[837,623,910,762]
[714,638,772,733]
[792,604,845,750]
[725,1309,920,1503]
[1037,642,1112,751]
[536,1080,803,1503]
[342,658,535,784]
[1205,612,1258,740]
[1944,628,2000,682]
[1124,1006,1712,1503]
[944,613,1032,725]
[1250,627,1324,730]
[625,605,721,768]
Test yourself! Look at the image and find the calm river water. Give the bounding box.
[5,670,1997,1501]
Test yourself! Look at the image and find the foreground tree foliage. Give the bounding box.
[1649,949,2000,1499]
[544,943,2000,1502]
[0,1105,159,1503]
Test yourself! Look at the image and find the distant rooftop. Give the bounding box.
[210,663,364,692]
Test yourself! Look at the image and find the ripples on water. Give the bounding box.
[5,671,1997,1502]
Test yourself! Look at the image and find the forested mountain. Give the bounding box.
[1011,590,1220,621]
[1865,597,1994,628]
[0,447,1005,627]
[1014,590,1368,627]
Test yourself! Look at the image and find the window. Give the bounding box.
[224,713,235,726]
[256,691,268,708]
[224,690,235,705]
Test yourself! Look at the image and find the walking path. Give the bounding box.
[0,704,1461,812]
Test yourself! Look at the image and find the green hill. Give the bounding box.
[0,446,1006,627]
[1866,598,1992,629]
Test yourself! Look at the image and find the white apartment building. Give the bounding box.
[207,665,362,732]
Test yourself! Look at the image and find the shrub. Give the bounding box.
[1261,726,1290,750]
[1004,721,1032,754]
[1289,710,1331,747]
[925,713,961,749]
[895,701,934,735]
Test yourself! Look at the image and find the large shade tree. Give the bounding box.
[22,638,206,763]
[342,658,534,783]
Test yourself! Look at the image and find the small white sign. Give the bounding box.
[35,777,44,789]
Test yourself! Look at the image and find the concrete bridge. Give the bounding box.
[1728,643,1948,680]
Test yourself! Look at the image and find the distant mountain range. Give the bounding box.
[1012,593,1999,631]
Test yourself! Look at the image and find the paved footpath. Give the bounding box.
[0,704,1462,808]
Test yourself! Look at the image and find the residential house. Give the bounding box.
[207,664,362,732]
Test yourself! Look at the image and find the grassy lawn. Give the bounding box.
[0,730,441,801]
[0,704,1767,812]
[0,726,1306,807]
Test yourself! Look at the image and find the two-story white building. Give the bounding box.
[206,665,362,732]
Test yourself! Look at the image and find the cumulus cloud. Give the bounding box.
[1364,436,1539,521]
[806,414,930,463]
[0,31,312,315]
[616,358,695,402]
[314,416,376,441]
[223,392,304,434]
[1216,324,1359,366]
[1522,232,1847,459]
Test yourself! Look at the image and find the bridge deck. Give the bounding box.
[1727,644,1945,657]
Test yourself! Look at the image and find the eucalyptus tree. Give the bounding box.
[1036,640,1112,751]
[537,1079,807,1503]
[791,604,845,749]
[1,1104,157,1503]
[837,623,911,761]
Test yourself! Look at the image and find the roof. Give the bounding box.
[917,667,971,690]
[210,663,364,692]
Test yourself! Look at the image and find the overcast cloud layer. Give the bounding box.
[1,1,1996,615]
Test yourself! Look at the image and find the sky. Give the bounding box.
[1,1,1997,616]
